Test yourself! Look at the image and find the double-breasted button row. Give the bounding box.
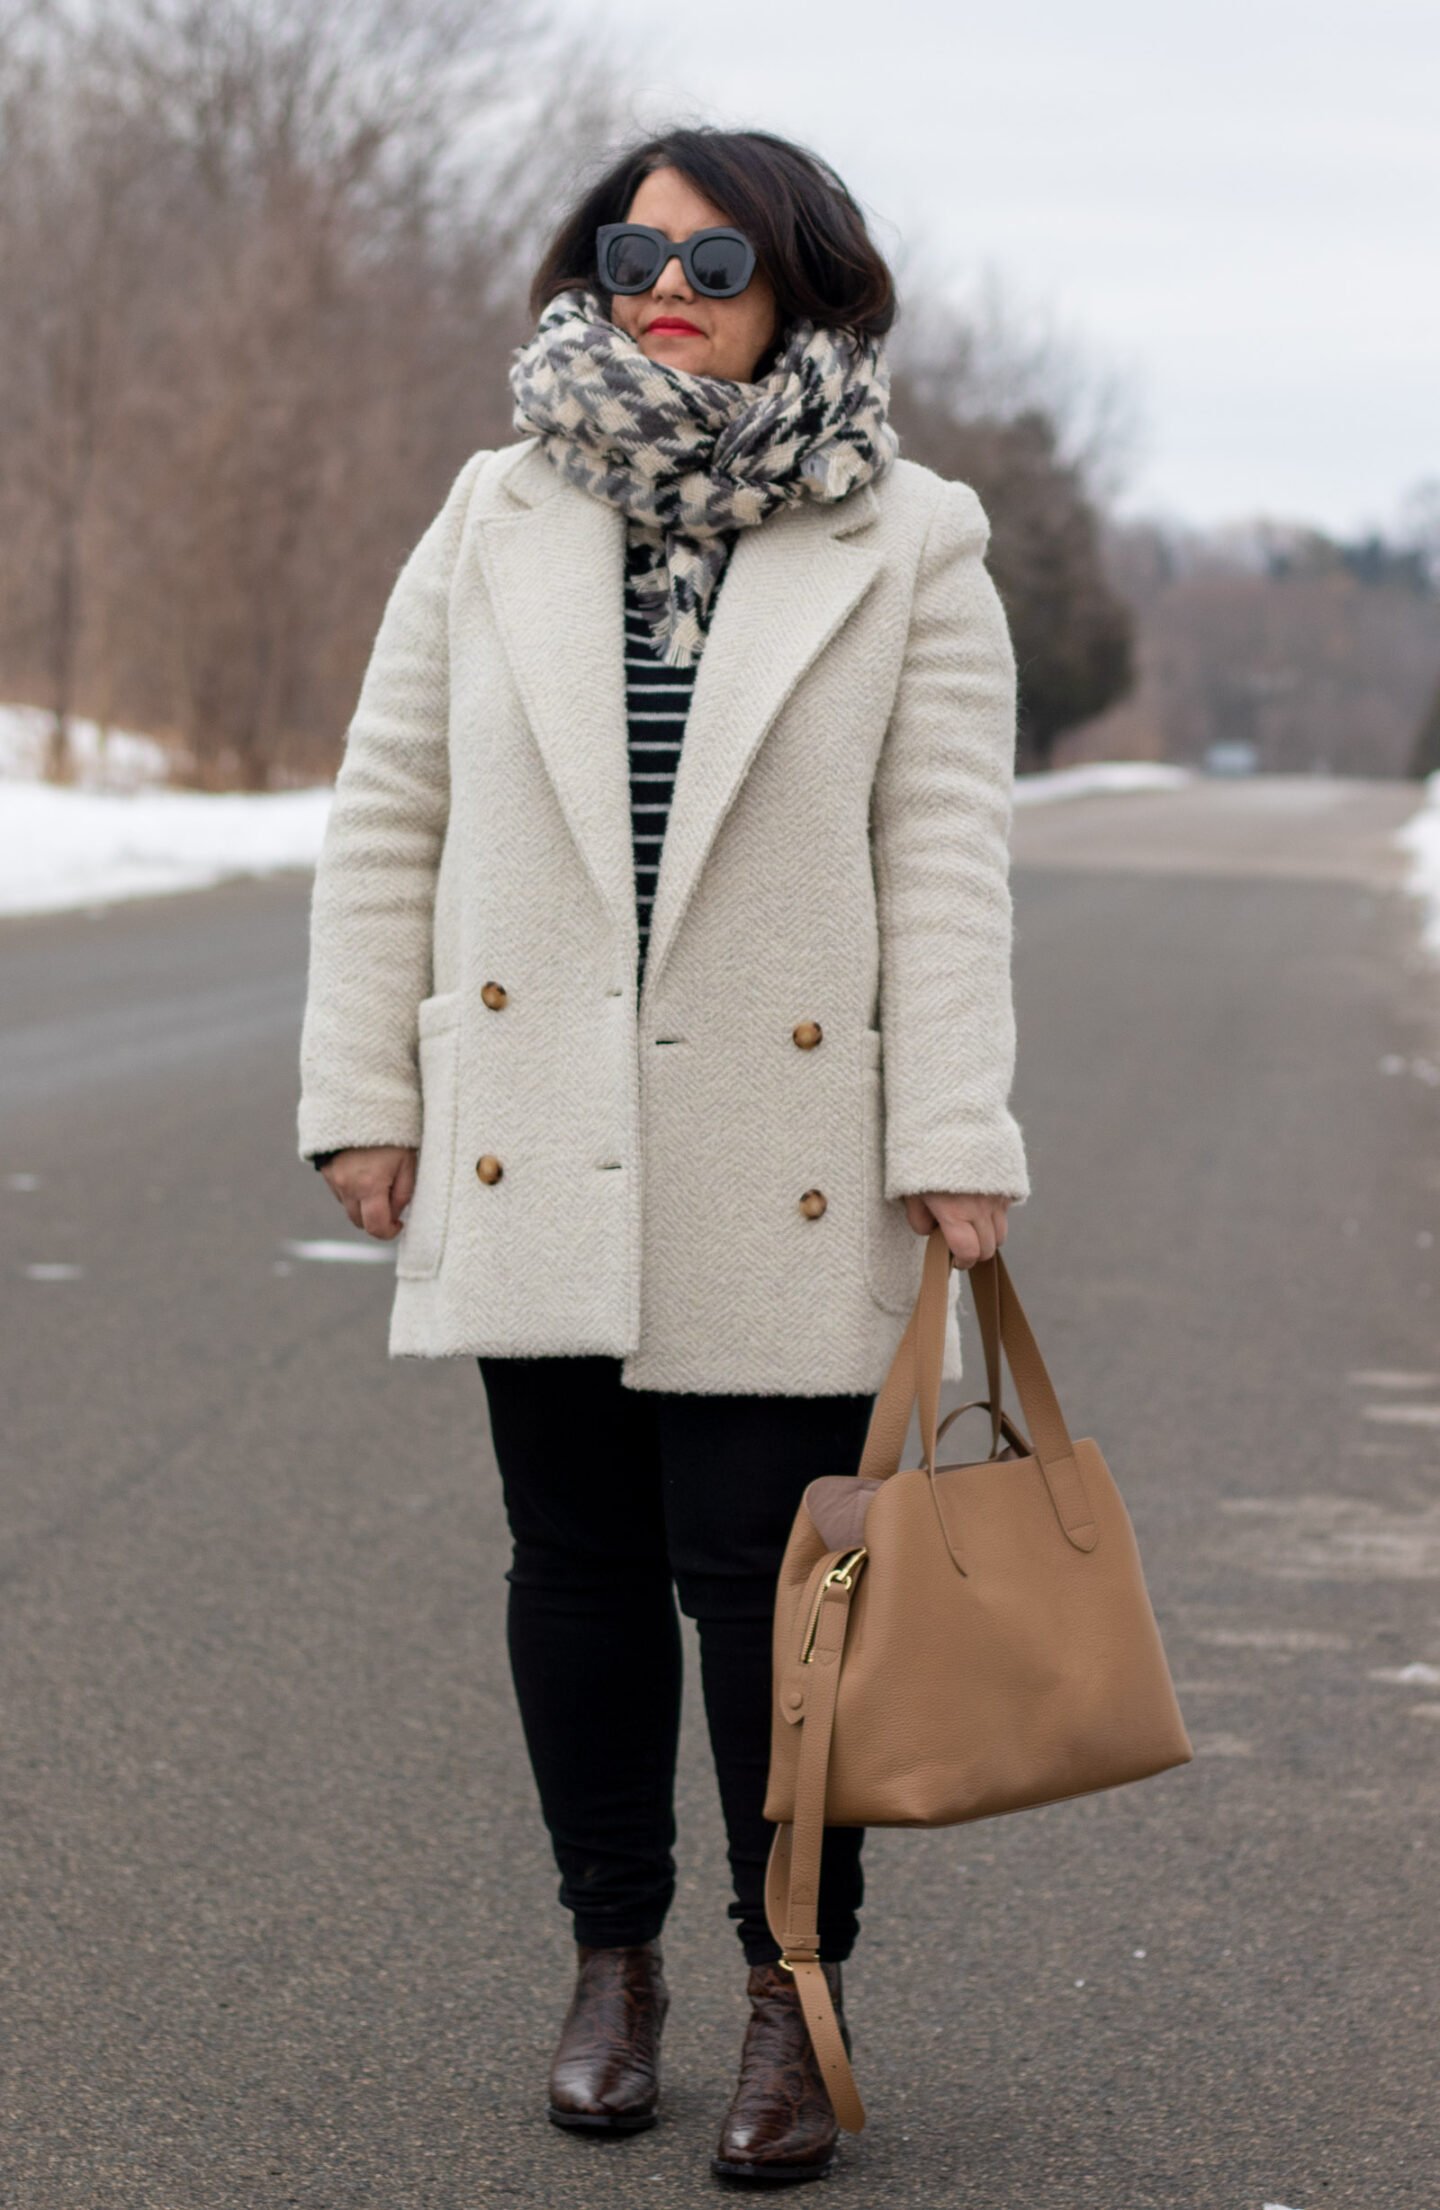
[477,1153,820,1216]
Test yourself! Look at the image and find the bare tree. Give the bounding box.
[893,272,1141,496]
[890,292,1136,770]
[0,19,157,775]
[0,0,615,786]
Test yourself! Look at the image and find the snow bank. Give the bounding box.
[1012,761,1195,807]
[0,780,332,916]
[9,719,1423,946]
[0,698,332,917]
[1397,772,1440,956]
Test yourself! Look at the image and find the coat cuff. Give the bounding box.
[885,1116,1031,1205]
[296,1096,423,1161]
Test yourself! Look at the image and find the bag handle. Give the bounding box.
[857,1230,999,1479]
[857,1231,1098,1553]
[990,1253,1098,1550]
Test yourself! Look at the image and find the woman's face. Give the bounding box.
[609,167,778,384]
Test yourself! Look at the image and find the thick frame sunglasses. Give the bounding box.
[596,222,757,300]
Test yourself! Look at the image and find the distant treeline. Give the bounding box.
[0,0,1132,788]
[1066,510,1440,780]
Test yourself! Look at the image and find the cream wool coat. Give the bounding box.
[298,438,1030,1394]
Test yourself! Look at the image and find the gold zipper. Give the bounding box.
[799,1547,868,1663]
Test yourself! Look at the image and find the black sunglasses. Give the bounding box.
[596,223,757,300]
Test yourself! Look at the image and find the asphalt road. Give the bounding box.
[1,782,1437,2208]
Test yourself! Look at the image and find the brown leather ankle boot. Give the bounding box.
[712,1960,848,2183]
[547,1940,669,2132]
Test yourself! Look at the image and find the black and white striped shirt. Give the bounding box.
[625,543,698,971]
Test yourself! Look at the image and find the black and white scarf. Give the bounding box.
[509,289,898,667]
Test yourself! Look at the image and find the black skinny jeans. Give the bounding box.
[479,1356,873,1965]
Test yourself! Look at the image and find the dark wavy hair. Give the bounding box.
[530,127,897,360]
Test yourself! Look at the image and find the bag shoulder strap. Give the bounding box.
[764,1554,867,2133]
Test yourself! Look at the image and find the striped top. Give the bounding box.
[625,542,698,971]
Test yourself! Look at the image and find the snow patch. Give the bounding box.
[283,1238,394,1265]
[1217,1494,1440,1580]
[1012,761,1195,807]
[1191,1732,1255,1757]
[0,702,331,916]
[0,780,332,916]
[1397,771,1440,955]
[1194,1627,1349,1652]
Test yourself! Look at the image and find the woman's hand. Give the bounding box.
[904,1190,1011,1269]
[320,1146,417,1241]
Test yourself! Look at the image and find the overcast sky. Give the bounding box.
[550,0,1439,534]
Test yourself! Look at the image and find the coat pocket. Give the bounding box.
[396,991,461,1282]
[861,1030,924,1314]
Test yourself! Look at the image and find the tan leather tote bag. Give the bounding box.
[763,1229,1191,2131]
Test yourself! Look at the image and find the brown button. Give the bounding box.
[786,1688,804,1710]
[798,1189,827,1220]
[792,1020,823,1051]
[475,1155,503,1185]
[481,981,508,1011]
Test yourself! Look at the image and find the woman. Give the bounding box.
[299,127,1028,2184]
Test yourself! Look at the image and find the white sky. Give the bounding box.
[551,0,1440,532]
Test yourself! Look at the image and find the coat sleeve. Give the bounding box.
[297,452,487,1159]
[871,476,1031,1202]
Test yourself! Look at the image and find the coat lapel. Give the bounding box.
[476,445,634,947]
[476,446,883,985]
[643,488,882,994]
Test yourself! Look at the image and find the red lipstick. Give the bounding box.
[647,316,704,336]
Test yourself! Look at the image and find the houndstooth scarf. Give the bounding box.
[509,289,898,667]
